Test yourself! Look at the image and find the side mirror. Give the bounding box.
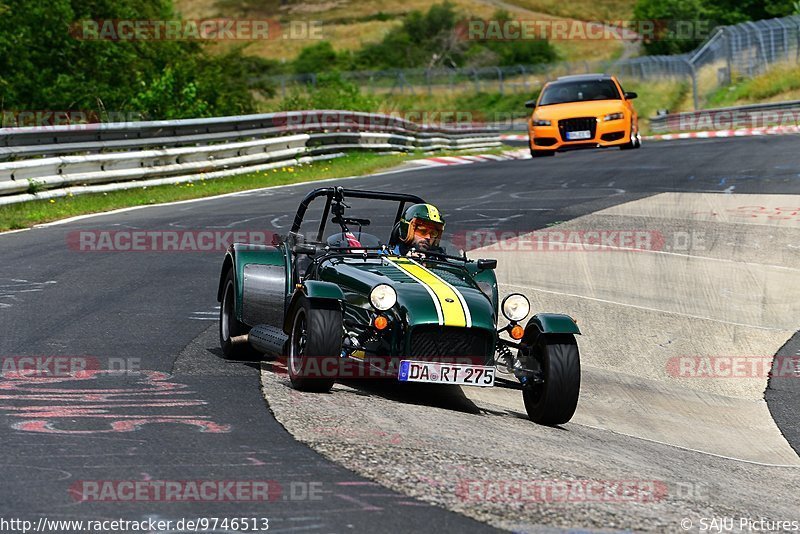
[524,100,537,109]
[477,259,497,270]
[624,91,638,100]
[293,243,317,256]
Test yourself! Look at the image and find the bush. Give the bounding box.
[0,0,273,120]
[293,41,340,75]
[336,2,556,71]
[278,73,378,112]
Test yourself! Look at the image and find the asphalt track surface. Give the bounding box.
[1,135,799,532]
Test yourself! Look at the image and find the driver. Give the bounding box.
[390,203,445,255]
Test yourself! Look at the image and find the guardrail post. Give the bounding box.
[495,67,504,95]
[681,58,699,110]
[795,18,800,62]
[520,65,529,93]
[725,29,734,85]
[426,69,432,96]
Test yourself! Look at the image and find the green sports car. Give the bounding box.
[217,186,582,425]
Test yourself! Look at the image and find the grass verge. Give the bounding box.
[0,151,448,232]
[707,64,800,108]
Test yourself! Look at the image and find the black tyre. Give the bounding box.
[521,333,580,425]
[620,123,641,150]
[287,296,342,392]
[219,269,252,359]
[531,148,555,158]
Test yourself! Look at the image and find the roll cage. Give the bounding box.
[289,186,426,244]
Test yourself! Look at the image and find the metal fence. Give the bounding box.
[0,110,500,206]
[648,99,800,132]
[266,15,800,111]
[616,16,800,109]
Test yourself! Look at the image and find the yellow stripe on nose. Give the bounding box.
[392,258,467,327]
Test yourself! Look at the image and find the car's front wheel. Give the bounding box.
[520,333,581,425]
[287,296,341,392]
[530,148,555,158]
[620,123,641,150]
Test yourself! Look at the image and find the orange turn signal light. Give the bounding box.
[374,315,389,330]
[510,325,525,340]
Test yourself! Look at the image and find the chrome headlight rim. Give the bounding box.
[501,293,530,322]
[370,284,397,311]
[603,112,624,122]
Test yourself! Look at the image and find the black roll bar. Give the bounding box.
[290,187,426,241]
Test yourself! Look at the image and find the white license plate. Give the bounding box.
[398,360,495,387]
[566,130,592,140]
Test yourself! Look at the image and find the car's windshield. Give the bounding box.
[538,79,621,106]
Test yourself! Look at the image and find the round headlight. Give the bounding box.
[502,294,530,322]
[370,284,397,311]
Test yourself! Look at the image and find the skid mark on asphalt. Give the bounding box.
[0,278,56,310]
[190,306,220,321]
[0,370,230,434]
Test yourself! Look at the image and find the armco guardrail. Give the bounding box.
[649,100,800,133]
[0,111,500,206]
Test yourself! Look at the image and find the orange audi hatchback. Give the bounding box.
[526,74,641,157]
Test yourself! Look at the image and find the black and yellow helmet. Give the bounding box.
[398,203,445,246]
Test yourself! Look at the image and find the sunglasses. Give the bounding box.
[413,224,441,240]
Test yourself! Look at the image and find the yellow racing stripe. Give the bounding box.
[389,257,467,327]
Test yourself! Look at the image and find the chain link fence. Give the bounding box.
[616,16,800,109]
[263,15,800,112]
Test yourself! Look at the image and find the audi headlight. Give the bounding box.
[603,112,624,122]
[532,118,551,126]
[370,284,397,311]
[501,294,530,322]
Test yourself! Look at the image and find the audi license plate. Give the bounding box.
[398,360,495,387]
[566,130,592,140]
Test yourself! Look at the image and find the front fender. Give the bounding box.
[524,313,581,336]
[283,281,345,334]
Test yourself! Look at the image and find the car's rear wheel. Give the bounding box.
[520,333,580,425]
[220,269,251,359]
[287,296,341,392]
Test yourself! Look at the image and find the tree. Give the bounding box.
[0,0,271,121]
[634,0,799,56]
[633,0,708,55]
